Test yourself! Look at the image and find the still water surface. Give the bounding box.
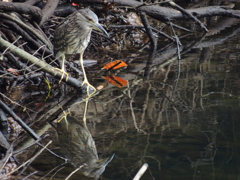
[14,20,240,180]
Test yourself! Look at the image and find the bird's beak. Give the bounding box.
[102,153,115,166]
[96,153,115,170]
[93,22,109,37]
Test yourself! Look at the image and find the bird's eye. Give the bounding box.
[87,17,93,21]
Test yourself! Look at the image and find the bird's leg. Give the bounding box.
[57,109,70,131]
[82,99,89,129]
[55,54,69,83]
[79,53,96,96]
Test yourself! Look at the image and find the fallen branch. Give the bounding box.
[167,1,208,32]
[65,164,86,180]
[0,140,52,179]
[0,108,9,138]
[0,100,39,140]
[24,0,41,6]
[0,1,42,24]
[2,19,52,55]
[0,12,53,51]
[0,36,83,89]
[140,11,157,49]
[39,0,60,26]
[0,147,12,173]
[75,0,240,21]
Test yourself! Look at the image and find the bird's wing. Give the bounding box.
[53,11,78,55]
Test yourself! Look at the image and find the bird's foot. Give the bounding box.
[81,80,96,98]
[55,68,69,83]
[57,109,70,131]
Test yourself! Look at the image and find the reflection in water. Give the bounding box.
[9,10,240,180]
[56,101,114,179]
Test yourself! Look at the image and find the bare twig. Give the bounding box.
[133,163,148,180]
[76,0,240,21]
[167,1,208,32]
[24,0,41,6]
[0,1,42,24]
[0,12,53,50]
[0,36,83,88]
[22,171,38,180]
[49,166,65,180]
[140,11,157,49]
[40,162,67,180]
[0,93,35,112]
[168,20,182,100]
[2,19,52,55]
[40,0,60,26]
[65,164,86,180]
[0,141,52,179]
[0,148,13,174]
[0,100,40,140]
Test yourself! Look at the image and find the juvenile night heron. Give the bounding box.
[53,8,108,95]
[56,100,114,179]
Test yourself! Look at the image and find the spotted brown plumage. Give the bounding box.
[53,8,108,96]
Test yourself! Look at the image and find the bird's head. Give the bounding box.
[79,8,109,37]
[82,153,115,180]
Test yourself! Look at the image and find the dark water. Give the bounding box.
[12,17,240,180]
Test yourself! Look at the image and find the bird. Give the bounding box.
[56,100,114,179]
[53,8,109,95]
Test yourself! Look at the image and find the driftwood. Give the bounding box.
[0,100,39,140]
[0,12,53,50]
[0,36,83,89]
[74,0,240,21]
[24,0,41,6]
[39,0,60,26]
[0,1,42,24]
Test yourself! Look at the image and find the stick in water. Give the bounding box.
[133,163,148,180]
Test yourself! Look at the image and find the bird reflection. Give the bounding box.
[56,101,114,179]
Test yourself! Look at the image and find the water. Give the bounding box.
[7,12,240,180]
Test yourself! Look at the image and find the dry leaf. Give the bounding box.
[102,60,127,70]
[103,76,128,88]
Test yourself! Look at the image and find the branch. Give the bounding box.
[2,19,52,55]
[0,100,39,140]
[24,0,41,6]
[73,0,240,21]
[167,1,208,32]
[140,11,157,49]
[0,36,83,89]
[0,1,42,24]
[53,3,77,17]
[0,12,53,51]
[40,0,60,26]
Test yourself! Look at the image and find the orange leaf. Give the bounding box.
[102,60,127,70]
[103,76,128,88]
[7,68,19,76]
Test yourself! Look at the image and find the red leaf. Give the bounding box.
[102,60,127,70]
[103,76,128,88]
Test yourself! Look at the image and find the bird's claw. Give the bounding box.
[81,80,96,98]
[55,68,69,83]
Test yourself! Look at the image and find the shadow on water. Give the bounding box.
[4,10,240,180]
